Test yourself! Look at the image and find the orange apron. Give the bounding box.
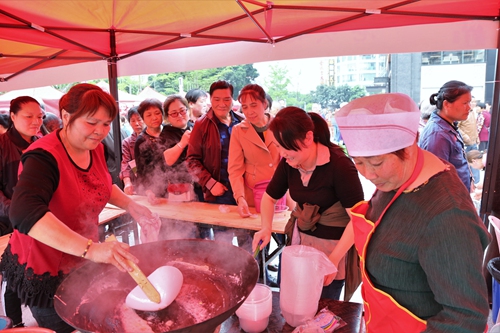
[351,148,427,332]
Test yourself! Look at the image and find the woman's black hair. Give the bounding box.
[185,89,207,104]
[477,102,486,109]
[429,80,473,110]
[265,93,273,111]
[127,106,140,122]
[9,96,40,116]
[137,98,163,118]
[269,106,333,151]
[0,113,9,130]
[8,96,41,129]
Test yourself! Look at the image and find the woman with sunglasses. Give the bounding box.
[161,95,193,173]
[160,95,208,238]
[161,95,204,202]
[161,96,206,201]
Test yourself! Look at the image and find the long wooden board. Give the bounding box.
[130,195,289,233]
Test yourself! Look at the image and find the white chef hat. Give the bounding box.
[335,93,420,156]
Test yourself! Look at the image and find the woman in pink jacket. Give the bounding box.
[228,84,290,286]
[228,84,291,217]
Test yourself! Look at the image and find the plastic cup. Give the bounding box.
[236,284,272,333]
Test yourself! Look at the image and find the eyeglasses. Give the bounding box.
[168,108,187,118]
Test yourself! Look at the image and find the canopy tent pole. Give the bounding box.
[107,29,123,187]
[480,22,500,221]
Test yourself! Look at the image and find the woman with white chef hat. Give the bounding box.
[330,93,489,333]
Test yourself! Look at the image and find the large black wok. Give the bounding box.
[54,239,259,333]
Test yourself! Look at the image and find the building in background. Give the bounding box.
[332,54,390,94]
[255,49,494,107]
[391,49,494,105]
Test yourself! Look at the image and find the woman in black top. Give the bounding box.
[252,107,364,300]
[161,95,193,185]
[0,96,44,327]
[134,98,167,197]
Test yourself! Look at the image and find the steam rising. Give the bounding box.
[61,240,259,333]
[135,136,199,200]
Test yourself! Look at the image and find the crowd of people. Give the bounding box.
[0,78,494,332]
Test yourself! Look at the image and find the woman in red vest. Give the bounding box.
[331,93,490,332]
[0,96,44,327]
[0,83,153,333]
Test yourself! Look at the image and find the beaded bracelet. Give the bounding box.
[81,239,93,258]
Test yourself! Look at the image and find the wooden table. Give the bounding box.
[98,204,136,243]
[98,204,127,225]
[130,196,289,284]
[220,292,365,333]
[130,195,289,233]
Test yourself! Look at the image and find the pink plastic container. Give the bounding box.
[253,180,286,213]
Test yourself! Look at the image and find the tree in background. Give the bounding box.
[53,83,75,93]
[312,84,366,110]
[148,73,183,96]
[262,63,315,111]
[265,63,290,104]
[146,64,258,98]
[117,76,144,95]
[58,65,258,99]
[217,65,258,97]
[51,64,364,112]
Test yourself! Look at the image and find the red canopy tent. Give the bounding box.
[0,0,499,216]
[0,1,498,91]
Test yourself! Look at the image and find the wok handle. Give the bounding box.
[105,234,161,303]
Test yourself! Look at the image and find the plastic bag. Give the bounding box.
[291,308,346,333]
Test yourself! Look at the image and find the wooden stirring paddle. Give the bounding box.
[105,234,161,303]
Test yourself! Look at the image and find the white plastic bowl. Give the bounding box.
[236,284,272,333]
[125,265,183,311]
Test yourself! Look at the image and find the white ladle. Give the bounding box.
[105,235,183,311]
[126,265,183,311]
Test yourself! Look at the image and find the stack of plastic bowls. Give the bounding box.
[236,283,272,333]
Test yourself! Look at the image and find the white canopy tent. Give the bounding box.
[138,86,168,102]
[0,86,64,115]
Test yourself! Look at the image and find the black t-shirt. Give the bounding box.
[267,145,364,239]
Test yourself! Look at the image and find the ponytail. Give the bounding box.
[309,112,333,148]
